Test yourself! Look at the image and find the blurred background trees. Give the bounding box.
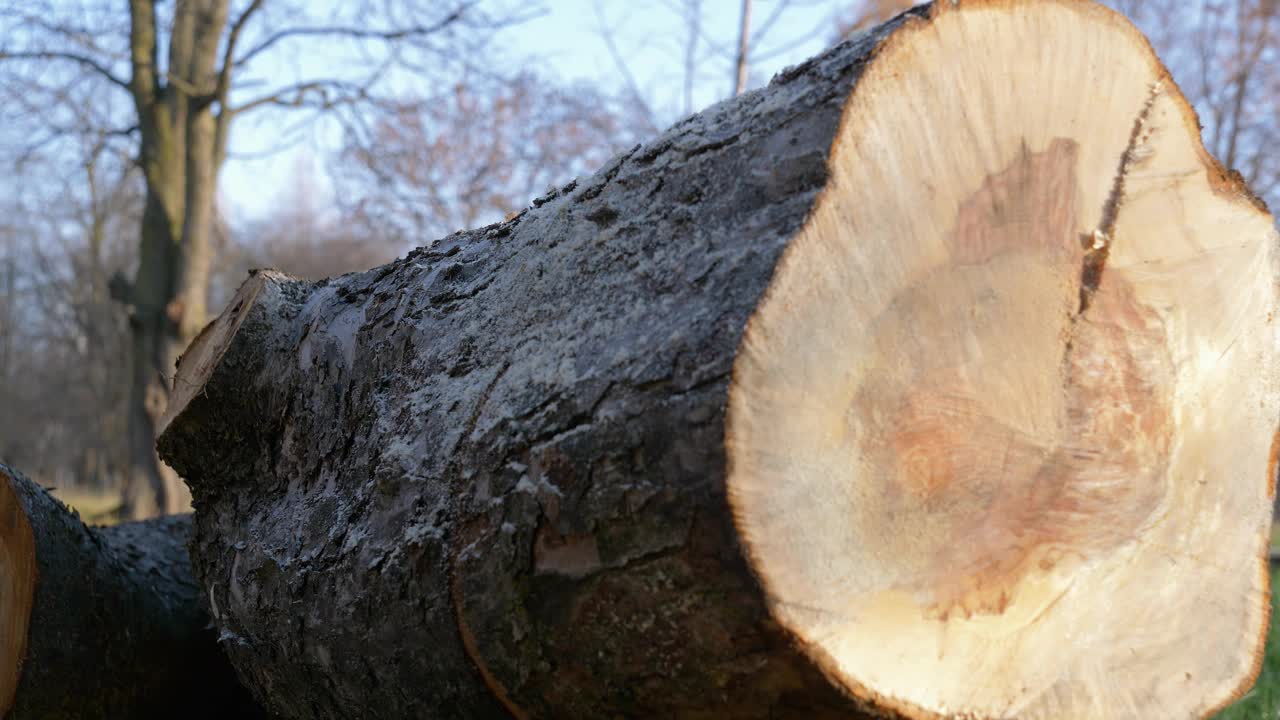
[1110,0,1278,205]
[0,0,524,517]
[0,0,1274,519]
[335,72,644,244]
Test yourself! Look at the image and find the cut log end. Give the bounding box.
[0,468,36,716]
[1,463,264,719]
[727,1,1278,718]
[158,268,310,495]
[158,269,279,438]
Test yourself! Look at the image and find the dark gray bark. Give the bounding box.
[157,10,928,719]
[0,463,261,719]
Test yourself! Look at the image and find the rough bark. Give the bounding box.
[0,463,260,719]
[156,11,928,720]
[159,1,1280,717]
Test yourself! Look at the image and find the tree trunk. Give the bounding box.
[158,2,1279,718]
[733,0,751,95]
[119,0,230,519]
[0,463,260,719]
[121,187,192,519]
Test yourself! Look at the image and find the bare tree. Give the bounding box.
[833,0,917,36]
[212,157,402,301]
[734,0,752,95]
[0,0,523,517]
[596,0,842,131]
[1106,0,1279,209]
[0,235,18,465]
[0,125,139,498]
[682,0,705,112]
[335,72,640,244]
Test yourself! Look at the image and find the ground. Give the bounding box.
[49,487,122,525]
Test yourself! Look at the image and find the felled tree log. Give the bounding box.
[158,1,1280,718]
[0,463,260,719]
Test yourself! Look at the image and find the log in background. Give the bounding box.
[1,463,259,719]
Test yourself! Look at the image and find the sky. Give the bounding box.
[217,0,851,223]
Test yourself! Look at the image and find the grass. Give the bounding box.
[47,487,123,526]
[1214,564,1280,719]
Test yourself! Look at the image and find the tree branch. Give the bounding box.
[164,72,203,98]
[213,0,265,165]
[106,124,141,138]
[232,6,472,69]
[127,0,159,118]
[749,0,791,47]
[593,2,658,134]
[0,51,129,90]
[217,0,264,101]
[230,79,372,116]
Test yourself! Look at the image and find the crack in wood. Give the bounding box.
[1078,81,1163,315]
[1061,81,1164,384]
